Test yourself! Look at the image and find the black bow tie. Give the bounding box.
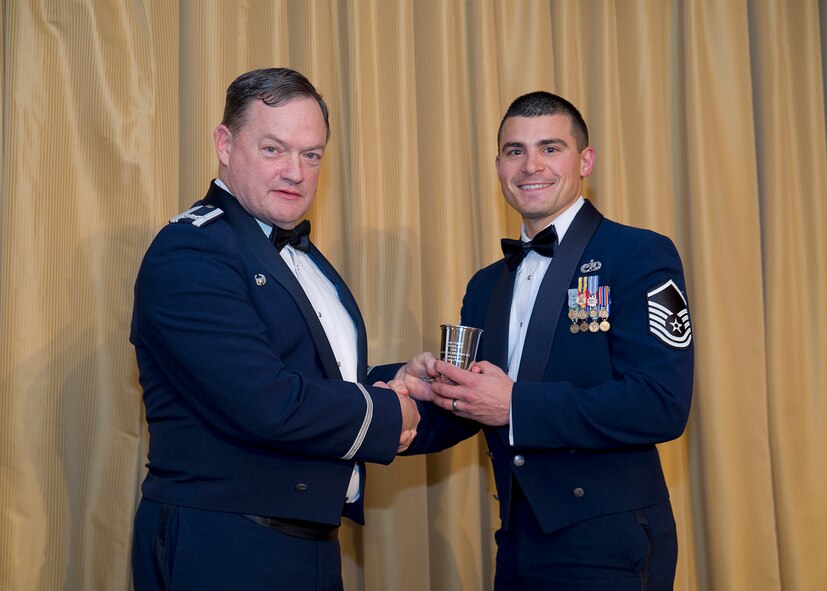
[271,219,311,253]
[501,224,558,270]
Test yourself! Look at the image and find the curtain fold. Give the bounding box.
[1,1,825,589]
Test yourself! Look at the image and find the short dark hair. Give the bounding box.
[497,91,589,151]
[221,68,330,141]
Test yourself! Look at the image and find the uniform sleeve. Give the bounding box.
[509,232,694,450]
[132,226,401,464]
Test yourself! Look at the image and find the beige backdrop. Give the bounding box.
[1,1,825,590]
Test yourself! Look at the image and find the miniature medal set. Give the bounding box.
[567,275,611,334]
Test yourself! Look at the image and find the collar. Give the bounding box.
[520,196,585,244]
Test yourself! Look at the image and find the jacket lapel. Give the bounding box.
[307,248,369,383]
[481,264,515,371]
[203,183,345,381]
[516,201,604,382]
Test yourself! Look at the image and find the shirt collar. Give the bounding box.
[214,178,272,237]
[520,196,585,244]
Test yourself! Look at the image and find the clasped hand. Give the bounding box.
[373,379,420,452]
[394,353,513,427]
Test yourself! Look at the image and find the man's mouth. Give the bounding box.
[517,182,553,190]
[273,189,302,198]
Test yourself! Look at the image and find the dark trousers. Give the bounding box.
[494,486,677,591]
[132,498,343,591]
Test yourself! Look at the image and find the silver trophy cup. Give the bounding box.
[439,324,483,370]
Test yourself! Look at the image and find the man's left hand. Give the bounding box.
[430,360,512,426]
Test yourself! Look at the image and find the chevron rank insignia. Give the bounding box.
[169,205,223,227]
[647,280,692,349]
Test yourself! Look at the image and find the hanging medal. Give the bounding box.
[576,277,588,320]
[587,275,600,332]
[599,285,611,332]
[568,288,580,333]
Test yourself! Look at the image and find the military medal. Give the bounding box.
[567,289,581,333]
[598,285,611,332]
[587,275,599,318]
[573,276,612,335]
[576,277,587,307]
[577,278,589,320]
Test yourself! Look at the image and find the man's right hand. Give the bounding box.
[395,381,420,452]
[374,379,421,452]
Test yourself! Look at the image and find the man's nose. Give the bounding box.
[281,153,304,183]
[523,151,544,174]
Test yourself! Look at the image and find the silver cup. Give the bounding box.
[439,324,483,370]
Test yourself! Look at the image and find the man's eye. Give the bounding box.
[263,146,277,153]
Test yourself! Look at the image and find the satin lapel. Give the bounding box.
[481,262,515,371]
[203,184,343,380]
[516,201,604,382]
[480,262,516,446]
[308,248,369,384]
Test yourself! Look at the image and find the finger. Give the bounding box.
[431,393,457,413]
[397,429,417,452]
[422,353,440,377]
[431,379,462,400]
[388,379,409,396]
[434,360,472,385]
[373,380,389,389]
[403,373,432,400]
[473,360,500,374]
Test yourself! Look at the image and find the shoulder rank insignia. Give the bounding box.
[169,205,223,228]
[647,280,692,349]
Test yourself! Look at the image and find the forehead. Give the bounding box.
[499,114,573,149]
[239,97,327,144]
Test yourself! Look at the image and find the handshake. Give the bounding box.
[374,325,514,453]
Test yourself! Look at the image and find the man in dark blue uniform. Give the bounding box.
[390,92,694,590]
[130,68,419,591]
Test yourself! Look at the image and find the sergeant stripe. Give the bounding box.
[341,384,373,460]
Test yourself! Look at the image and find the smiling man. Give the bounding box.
[129,68,419,591]
[389,91,695,590]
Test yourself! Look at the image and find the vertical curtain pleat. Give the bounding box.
[751,2,827,589]
[1,1,825,590]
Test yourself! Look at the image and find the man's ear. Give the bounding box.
[214,125,233,166]
[580,146,596,178]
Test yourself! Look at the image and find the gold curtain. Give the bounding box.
[1,1,825,589]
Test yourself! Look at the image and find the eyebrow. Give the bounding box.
[538,138,569,148]
[501,137,569,152]
[261,134,326,152]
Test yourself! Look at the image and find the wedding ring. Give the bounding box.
[452,399,458,412]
